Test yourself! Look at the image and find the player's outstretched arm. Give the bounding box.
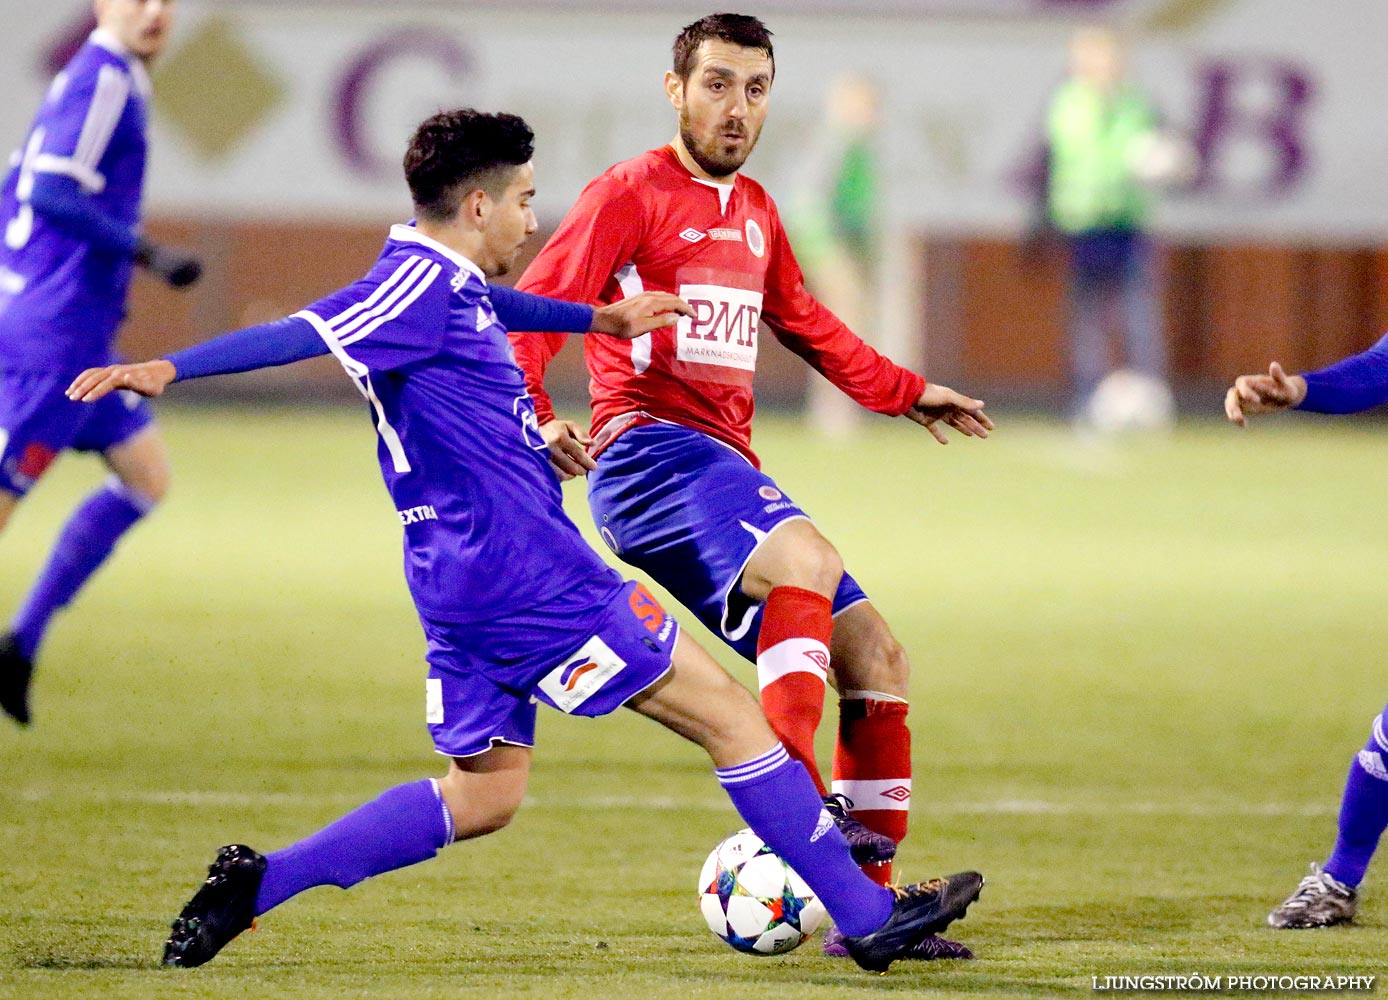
[1229,334,1388,424]
[589,292,691,340]
[905,384,994,445]
[67,316,329,403]
[1224,362,1305,426]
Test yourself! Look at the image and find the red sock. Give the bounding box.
[756,586,832,797]
[834,697,911,886]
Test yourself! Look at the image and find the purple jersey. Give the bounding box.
[0,30,150,370]
[295,224,617,623]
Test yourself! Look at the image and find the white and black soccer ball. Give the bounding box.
[697,828,827,955]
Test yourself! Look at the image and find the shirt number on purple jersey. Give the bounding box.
[4,130,44,252]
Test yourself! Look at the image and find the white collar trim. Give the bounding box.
[692,176,735,214]
[390,224,487,284]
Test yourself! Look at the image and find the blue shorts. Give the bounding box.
[0,368,153,496]
[587,421,867,664]
[423,573,680,758]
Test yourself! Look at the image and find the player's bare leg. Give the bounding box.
[626,632,982,970]
[104,423,172,504]
[438,746,532,840]
[625,632,777,768]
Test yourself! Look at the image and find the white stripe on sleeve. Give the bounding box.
[73,64,130,174]
[327,256,428,337]
[337,260,441,347]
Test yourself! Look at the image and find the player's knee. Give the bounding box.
[129,468,170,506]
[749,529,844,597]
[439,780,523,839]
[840,622,911,696]
[702,681,775,758]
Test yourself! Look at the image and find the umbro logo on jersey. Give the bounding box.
[398,505,438,525]
[679,228,707,243]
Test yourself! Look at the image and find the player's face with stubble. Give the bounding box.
[670,40,772,179]
[95,0,175,61]
[481,162,538,278]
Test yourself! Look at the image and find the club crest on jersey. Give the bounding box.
[538,635,627,713]
[679,228,707,243]
[745,219,765,258]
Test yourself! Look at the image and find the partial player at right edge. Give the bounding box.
[1226,335,1388,928]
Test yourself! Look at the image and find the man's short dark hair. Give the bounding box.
[672,13,774,83]
[403,109,534,222]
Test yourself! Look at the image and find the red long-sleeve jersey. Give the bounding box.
[510,145,924,467]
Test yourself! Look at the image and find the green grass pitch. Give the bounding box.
[1,407,1386,998]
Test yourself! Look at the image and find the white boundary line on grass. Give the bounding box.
[8,787,1338,816]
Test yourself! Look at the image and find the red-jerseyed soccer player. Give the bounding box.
[509,14,992,959]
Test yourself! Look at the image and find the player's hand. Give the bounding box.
[906,383,993,444]
[134,238,203,289]
[66,360,177,403]
[541,418,597,481]
[1224,361,1307,427]
[591,292,691,340]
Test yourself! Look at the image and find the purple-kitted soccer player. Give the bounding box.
[69,109,984,973]
[0,0,202,725]
[1227,339,1388,927]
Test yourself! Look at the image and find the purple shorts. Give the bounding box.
[0,368,153,496]
[588,421,868,663]
[423,574,680,758]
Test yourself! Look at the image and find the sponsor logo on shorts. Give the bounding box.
[679,228,706,243]
[745,219,765,258]
[539,635,627,713]
[758,485,782,501]
[708,227,742,242]
[600,526,620,553]
[763,501,796,514]
[398,504,438,525]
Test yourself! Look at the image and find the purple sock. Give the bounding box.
[11,479,150,660]
[716,744,893,937]
[254,779,454,915]
[1324,707,1388,888]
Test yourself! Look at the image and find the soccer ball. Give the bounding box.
[1085,369,1176,432]
[697,828,827,955]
